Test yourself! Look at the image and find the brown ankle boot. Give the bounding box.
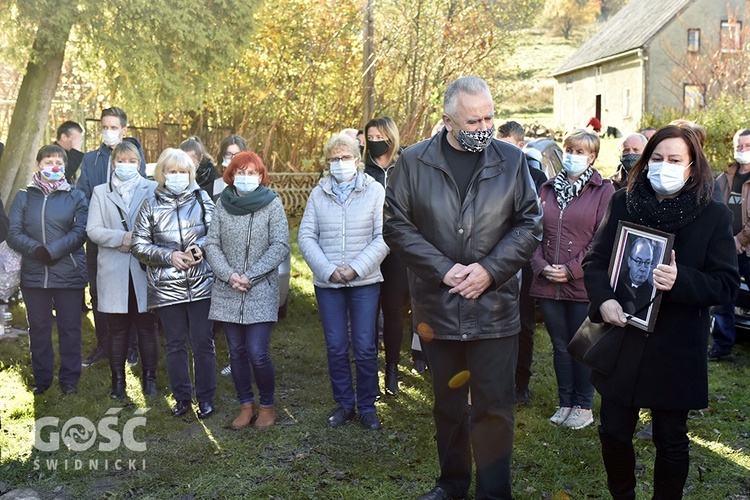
[254,405,275,429]
[230,403,256,430]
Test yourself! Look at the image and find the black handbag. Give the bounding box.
[568,296,656,375]
[567,319,626,375]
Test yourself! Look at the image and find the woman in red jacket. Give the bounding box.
[530,129,614,430]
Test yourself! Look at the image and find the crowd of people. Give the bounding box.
[1,74,747,499]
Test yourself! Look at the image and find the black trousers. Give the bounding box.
[378,252,410,365]
[516,263,535,391]
[422,336,517,499]
[106,278,159,375]
[599,396,690,499]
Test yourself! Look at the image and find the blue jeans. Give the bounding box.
[711,252,750,355]
[223,322,275,406]
[156,299,216,403]
[22,287,84,388]
[539,299,593,409]
[315,284,380,414]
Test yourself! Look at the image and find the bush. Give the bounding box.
[642,95,750,173]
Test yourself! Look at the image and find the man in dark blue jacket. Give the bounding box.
[77,107,146,367]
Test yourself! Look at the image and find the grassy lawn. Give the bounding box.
[1,219,749,499]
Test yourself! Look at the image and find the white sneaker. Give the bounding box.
[549,406,573,425]
[220,365,232,376]
[563,406,594,429]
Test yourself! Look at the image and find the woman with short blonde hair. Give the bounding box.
[132,148,217,419]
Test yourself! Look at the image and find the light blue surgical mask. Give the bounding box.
[562,153,590,175]
[114,162,139,181]
[234,174,260,195]
[165,173,190,194]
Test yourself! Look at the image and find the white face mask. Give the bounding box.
[102,129,122,147]
[114,162,139,181]
[222,158,231,168]
[165,172,190,194]
[647,161,690,196]
[562,153,590,175]
[735,150,750,165]
[234,174,260,194]
[330,159,358,182]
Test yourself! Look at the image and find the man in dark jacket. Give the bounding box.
[77,107,146,367]
[54,121,85,183]
[384,76,542,500]
[0,198,8,244]
[710,128,750,360]
[497,120,546,405]
[609,133,647,191]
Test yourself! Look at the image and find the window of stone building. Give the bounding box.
[687,29,700,52]
[566,74,573,90]
[595,65,602,82]
[623,88,631,118]
[683,84,705,110]
[720,21,742,53]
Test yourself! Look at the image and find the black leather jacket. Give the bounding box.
[383,131,542,340]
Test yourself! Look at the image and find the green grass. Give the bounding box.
[1,220,749,498]
[496,28,580,117]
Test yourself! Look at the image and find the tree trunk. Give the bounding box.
[0,9,75,205]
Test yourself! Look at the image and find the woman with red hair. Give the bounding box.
[205,151,290,430]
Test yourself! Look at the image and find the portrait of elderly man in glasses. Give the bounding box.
[615,237,657,321]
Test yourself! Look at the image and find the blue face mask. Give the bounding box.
[562,153,590,175]
[165,173,190,194]
[234,174,260,194]
[114,162,140,181]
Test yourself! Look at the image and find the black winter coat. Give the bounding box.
[583,190,739,409]
[383,130,542,340]
[7,185,88,289]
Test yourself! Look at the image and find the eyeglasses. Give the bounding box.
[224,152,237,159]
[629,256,652,268]
[327,155,355,164]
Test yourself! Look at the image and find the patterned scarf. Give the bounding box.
[31,172,69,196]
[554,167,594,209]
[626,170,710,233]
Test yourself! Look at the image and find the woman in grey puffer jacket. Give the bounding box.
[205,151,289,430]
[131,148,216,419]
[298,133,388,431]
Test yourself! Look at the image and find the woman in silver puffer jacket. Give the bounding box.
[132,148,216,420]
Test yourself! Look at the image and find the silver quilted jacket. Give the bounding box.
[298,172,388,288]
[131,185,215,310]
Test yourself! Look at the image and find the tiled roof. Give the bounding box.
[553,0,694,76]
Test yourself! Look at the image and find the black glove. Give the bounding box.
[34,246,55,265]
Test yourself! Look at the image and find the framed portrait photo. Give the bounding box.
[607,221,675,332]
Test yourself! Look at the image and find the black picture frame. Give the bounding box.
[607,221,675,332]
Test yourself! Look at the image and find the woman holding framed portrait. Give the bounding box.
[582,125,739,498]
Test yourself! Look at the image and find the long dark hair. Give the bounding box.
[627,125,713,199]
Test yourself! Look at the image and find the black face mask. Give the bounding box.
[620,153,640,173]
[367,140,390,159]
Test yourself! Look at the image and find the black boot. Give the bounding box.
[142,369,158,396]
[110,367,127,400]
[108,317,130,401]
[137,311,160,397]
[385,362,399,395]
[599,428,637,499]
